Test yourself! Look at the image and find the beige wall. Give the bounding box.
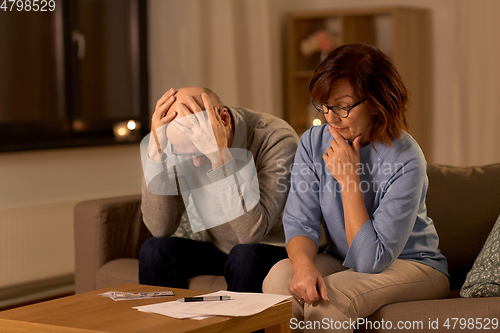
[148,0,284,117]
[0,145,142,288]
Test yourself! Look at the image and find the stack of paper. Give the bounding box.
[133,290,291,320]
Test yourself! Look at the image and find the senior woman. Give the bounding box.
[263,44,449,332]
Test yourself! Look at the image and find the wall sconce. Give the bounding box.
[312,118,322,126]
[307,104,325,127]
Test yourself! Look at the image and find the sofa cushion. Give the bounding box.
[426,163,500,290]
[361,297,500,332]
[96,258,139,290]
[187,275,228,292]
[96,258,228,292]
[461,214,500,297]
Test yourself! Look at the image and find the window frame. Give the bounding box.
[0,0,149,152]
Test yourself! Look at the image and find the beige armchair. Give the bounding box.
[74,195,227,294]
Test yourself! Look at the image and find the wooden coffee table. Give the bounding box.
[0,283,292,333]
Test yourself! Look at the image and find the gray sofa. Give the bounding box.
[74,163,500,331]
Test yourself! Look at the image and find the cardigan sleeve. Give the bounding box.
[219,129,298,244]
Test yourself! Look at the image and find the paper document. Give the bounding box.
[133,290,291,319]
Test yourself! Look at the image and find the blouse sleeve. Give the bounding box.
[343,156,427,273]
[282,132,324,249]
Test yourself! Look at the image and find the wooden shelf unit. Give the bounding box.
[284,7,433,158]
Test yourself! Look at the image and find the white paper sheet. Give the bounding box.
[133,290,291,319]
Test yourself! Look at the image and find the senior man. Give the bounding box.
[139,87,298,292]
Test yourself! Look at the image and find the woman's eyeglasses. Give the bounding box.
[311,98,366,118]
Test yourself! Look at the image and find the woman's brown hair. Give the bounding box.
[309,43,409,146]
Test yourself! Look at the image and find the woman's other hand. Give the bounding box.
[287,236,329,305]
[291,261,329,304]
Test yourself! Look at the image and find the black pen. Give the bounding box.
[177,295,231,302]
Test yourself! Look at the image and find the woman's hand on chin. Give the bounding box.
[323,126,362,191]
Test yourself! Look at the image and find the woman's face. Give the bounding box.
[324,81,373,145]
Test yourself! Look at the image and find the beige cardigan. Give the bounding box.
[141,106,299,254]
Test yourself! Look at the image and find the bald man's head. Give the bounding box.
[164,87,232,167]
[166,87,223,119]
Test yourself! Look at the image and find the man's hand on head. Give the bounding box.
[148,88,178,161]
[172,93,232,170]
[152,88,178,133]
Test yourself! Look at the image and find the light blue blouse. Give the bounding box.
[283,125,448,276]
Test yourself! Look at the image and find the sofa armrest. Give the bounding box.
[73,194,151,294]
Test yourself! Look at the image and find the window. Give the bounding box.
[0,0,148,151]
